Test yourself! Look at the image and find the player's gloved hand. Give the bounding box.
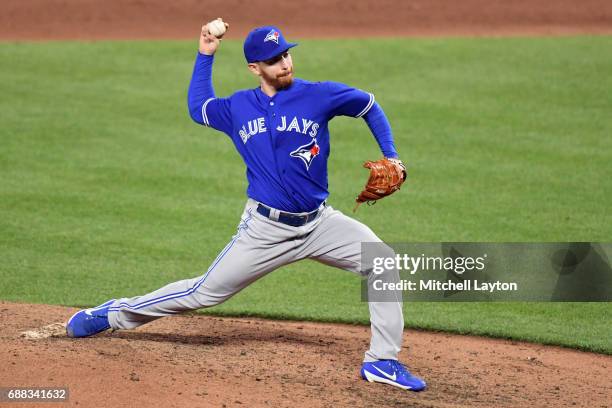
[353,157,407,212]
[199,20,229,56]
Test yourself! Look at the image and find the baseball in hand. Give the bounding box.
[207,18,227,38]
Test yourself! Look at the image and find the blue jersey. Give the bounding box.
[188,54,397,213]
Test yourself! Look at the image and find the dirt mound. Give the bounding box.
[1,301,610,407]
[1,0,611,41]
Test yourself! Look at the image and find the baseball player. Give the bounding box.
[66,21,426,392]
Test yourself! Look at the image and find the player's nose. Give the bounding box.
[280,56,290,69]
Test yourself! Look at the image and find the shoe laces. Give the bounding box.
[390,360,410,377]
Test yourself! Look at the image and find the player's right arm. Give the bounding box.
[187,23,232,134]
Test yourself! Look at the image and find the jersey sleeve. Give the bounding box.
[324,81,375,119]
[201,97,233,135]
[187,52,234,136]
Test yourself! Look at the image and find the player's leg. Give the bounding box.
[298,205,426,390]
[298,205,404,362]
[66,200,311,338]
[99,202,300,331]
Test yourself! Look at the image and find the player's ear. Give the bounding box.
[247,63,261,77]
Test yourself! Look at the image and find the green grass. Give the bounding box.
[1,37,611,354]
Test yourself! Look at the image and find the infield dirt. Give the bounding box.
[1,0,611,40]
[1,1,611,407]
[2,302,611,408]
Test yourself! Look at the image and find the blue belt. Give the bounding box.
[256,203,325,227]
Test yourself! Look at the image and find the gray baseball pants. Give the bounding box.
[107,199,403,362]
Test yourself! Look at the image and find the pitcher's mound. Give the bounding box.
[1,301,610,407]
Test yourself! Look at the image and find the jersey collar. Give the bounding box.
[255,78,301,101]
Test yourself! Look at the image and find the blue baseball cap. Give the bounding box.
[243,26,298,63]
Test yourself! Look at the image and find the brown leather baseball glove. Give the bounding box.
[354,158,406,211]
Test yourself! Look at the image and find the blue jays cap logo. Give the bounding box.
[264,29,280,44]
[290,139,320,170]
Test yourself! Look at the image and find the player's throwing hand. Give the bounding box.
[199,19,229,55]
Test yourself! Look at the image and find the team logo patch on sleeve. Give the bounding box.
[264,30,280,44]
[290,139,320,170]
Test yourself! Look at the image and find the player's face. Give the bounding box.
[254,51,294,89]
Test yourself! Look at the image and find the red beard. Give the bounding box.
[264,69,294,89]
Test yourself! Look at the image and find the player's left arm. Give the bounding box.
[325,81,399,160]
[362,103,399,159]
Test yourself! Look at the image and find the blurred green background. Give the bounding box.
[1,37,610,353]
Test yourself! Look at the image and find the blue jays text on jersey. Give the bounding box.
[188,53,398,213]
[237,114,320,144]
